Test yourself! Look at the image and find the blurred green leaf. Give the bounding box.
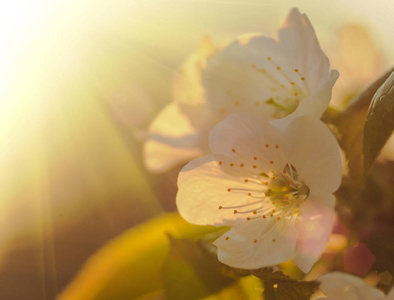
[251,267,319,300]
[333,67,394,184]
[162,236,235,299]
[57,213,221,300]
[364,71,394,171]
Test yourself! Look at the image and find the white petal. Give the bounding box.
[291,69,339,120]
[144,102,205,172]
[318,272,386,300]
[176,155,259,226]
[214,216,297,269]
[278,8,330,92]
[209,113,287,173]
[292,193,335,273]
[281,115,342,193]
[203,35,281,119]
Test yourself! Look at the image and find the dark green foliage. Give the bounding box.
[364,70,394,171]
[333,67,394,184]
[251,267,320,300]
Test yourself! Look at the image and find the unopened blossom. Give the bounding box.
[144,8,339,172]
[315,272,394,300]
[177,114,342,273]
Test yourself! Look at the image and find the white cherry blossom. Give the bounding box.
[315,272,394,300]
[176,114,342,273]
[144,8,339,172]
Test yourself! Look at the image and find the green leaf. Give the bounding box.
[57,213,221,300]
[333,67,394,184]
[251,267,319,300]
[364,70,394,171]
[161,236,236,300]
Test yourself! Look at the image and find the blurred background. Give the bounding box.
[0,0,393,299]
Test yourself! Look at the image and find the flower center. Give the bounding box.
[218,163,309,221]
[215,57,310,119]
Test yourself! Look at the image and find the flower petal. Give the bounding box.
[318,272,386,300]
[177,155,259,226]
[291,69,339,121]
[203,35,282,119]
[281,115,342,193]
[214,216,297,269]
[144,102,205,172]
[292,193,335,273]
[279,8,330,91]
[209,113,287,173]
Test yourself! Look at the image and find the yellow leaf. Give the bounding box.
[57,213,219,300]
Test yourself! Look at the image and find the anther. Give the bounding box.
[265,144,269,148]
[253,165,257,169]
[240,163,244,168]
[267,57,271,60]
[230,163,234,167]
[232,148,236,152]
[227,188,231,192]
[244,179,248,182]
[253,211,257,215]
[275,145,279,149]
[301,77,305,81]
[234,210,238,214]
[262,215,266,219]
[276,66,281,70]
[294,69,299,72]
[234,101,240,107]
[252,64,256,68]
[226,236,229,240]
[254,157,257,160]
[246,217,251,221]
[218,161,223,165]
[277,217,281,220]
[254,239,257,243]
[248,193,252,196]
[290,82,295,85]
[270,161,274,164]
[218,206,223,209]
[272,239,276,242]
